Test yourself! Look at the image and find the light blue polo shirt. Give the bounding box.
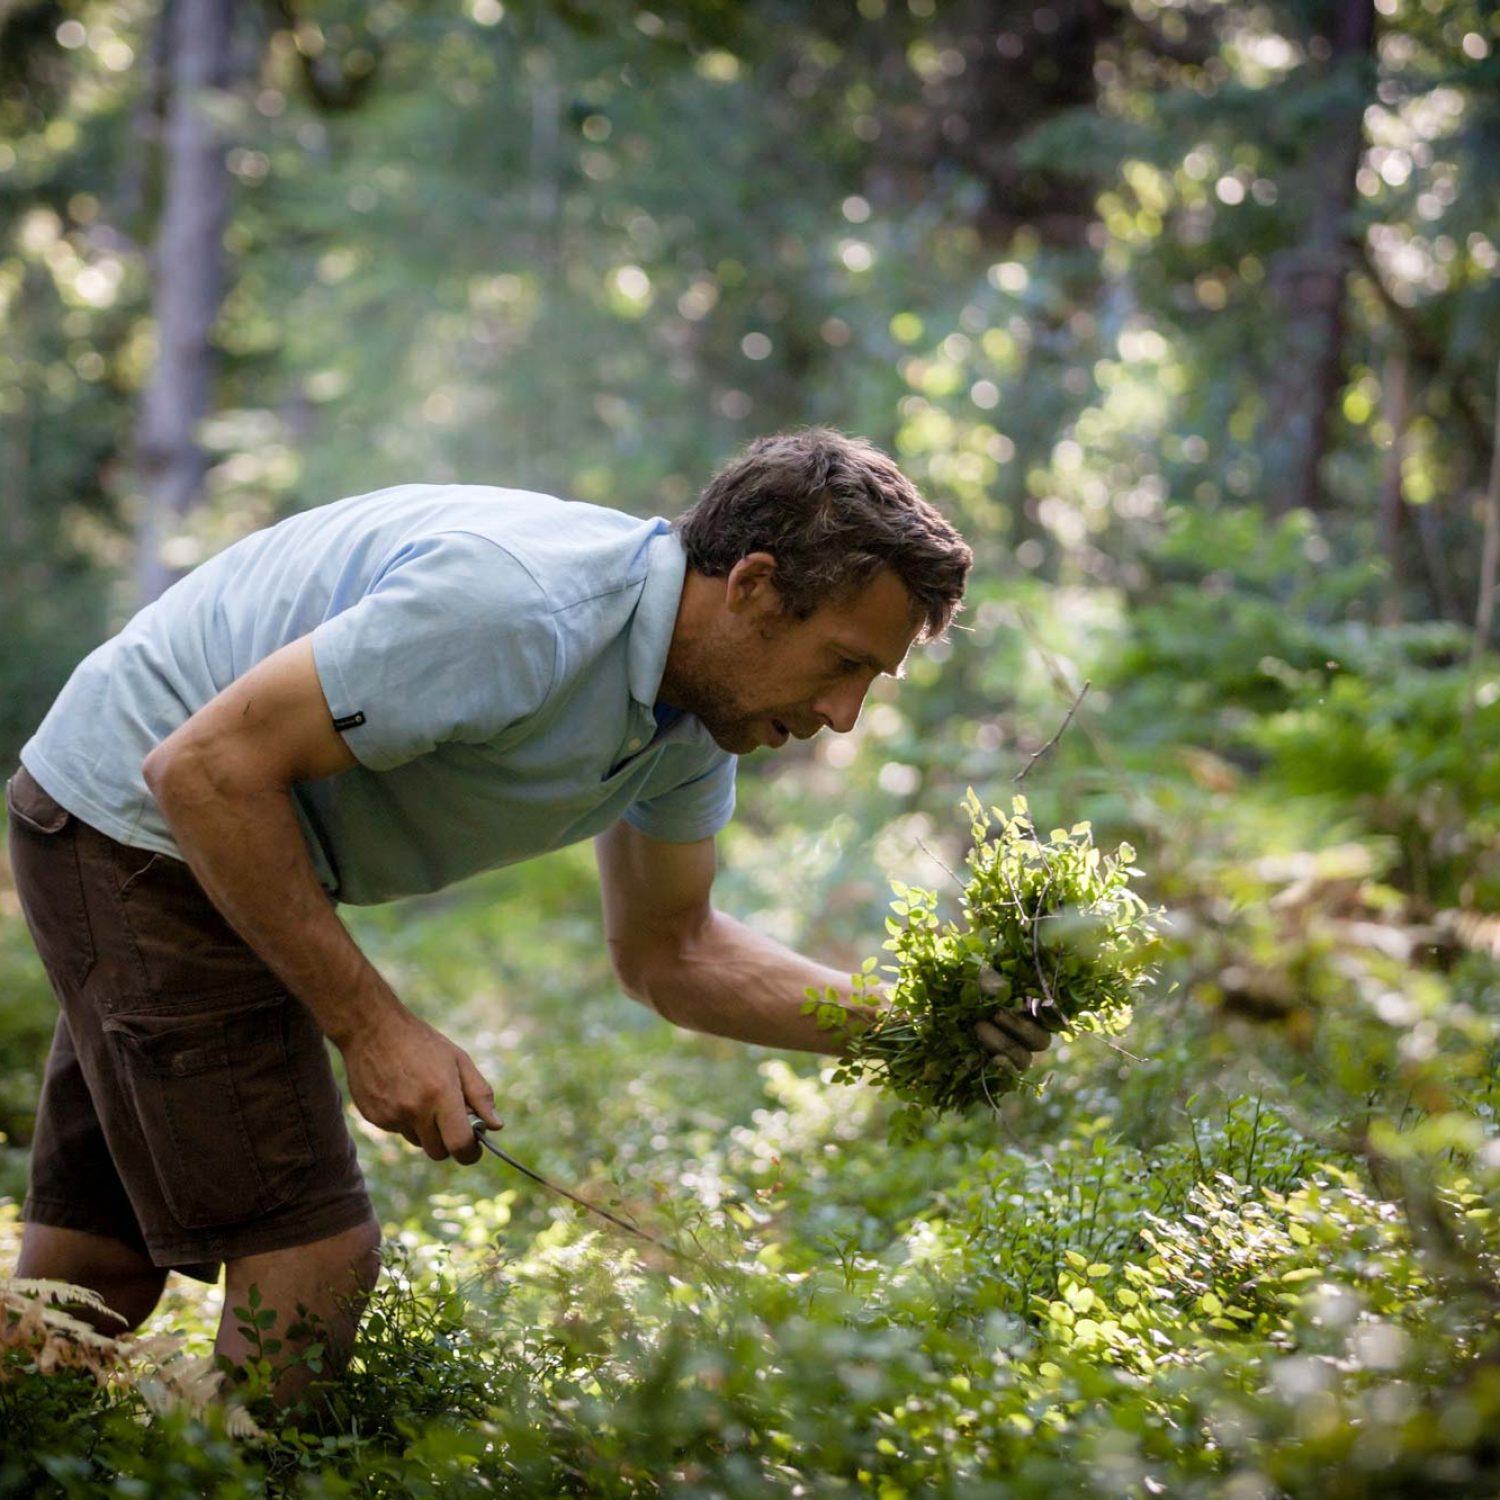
[20,485,737,905]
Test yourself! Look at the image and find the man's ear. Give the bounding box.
[723,552,781,617]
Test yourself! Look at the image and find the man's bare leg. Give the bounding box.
[15,1222,168,1334]
[219,1217,381,1406]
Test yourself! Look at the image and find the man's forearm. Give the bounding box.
[625,908,876,1054]
[144,754,399,1046]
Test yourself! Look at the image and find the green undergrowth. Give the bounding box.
[6,527,1500,1495]
[4,868,1500,1497]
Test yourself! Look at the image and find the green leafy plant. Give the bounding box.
[817,791,1158,1136]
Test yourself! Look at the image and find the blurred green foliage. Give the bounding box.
[4,0,1500,1493]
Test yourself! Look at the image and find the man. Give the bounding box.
[5,428,1055,1399]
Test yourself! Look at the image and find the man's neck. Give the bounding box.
[658,569,718,709]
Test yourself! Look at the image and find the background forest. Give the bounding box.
[3,0,1500,1494]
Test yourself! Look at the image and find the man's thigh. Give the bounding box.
[7,766,372,1279]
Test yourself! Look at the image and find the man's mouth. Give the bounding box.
[767,718,790,748]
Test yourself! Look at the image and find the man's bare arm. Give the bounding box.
[595,822,1058,1070]
[141,635,500,1162]
[595,822,864,1052]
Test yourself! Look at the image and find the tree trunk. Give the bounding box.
[1415,500,1462,625]
[1469,355,1500,675]
[1266,0,1376,515]
[133,0,235,605]
[111,0,173,250]
[0,258,37,560]
[1377,348,1408,623]
[870,0,1120,247]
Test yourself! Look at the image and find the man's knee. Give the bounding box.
[346,1218,382,1295]
[329,1215,382,1290]
[225,1216,383,1317]
[46,1262,167,1335]
[97,1269,167,1334]
[219,1218,382,1401]
[15,1223,167,1335]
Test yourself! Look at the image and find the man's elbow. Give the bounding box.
[607,935,699,1029]
[608,939,674,1017]
[141,740,181,805]
[142,736,222,815]
[607,939,651,1006]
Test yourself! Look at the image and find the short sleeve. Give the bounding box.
[311,533,556,772]
[622,752,738,844]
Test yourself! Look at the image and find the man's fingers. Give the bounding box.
[986,1052,1022,1083]
[438,1097,482,1165]
[357,1026,498,1160]
[975,1019,1032,1071]
[458,1052,502,1132]
[415,1114,450,1161]
[988,1010,1054,1053]
[434,1050,502,1164]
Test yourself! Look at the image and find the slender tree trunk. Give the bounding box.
[1378,349,1408,623]
[527,57,561,265]
[111,0,173,249]
[523,22,562,481]
[1466,356,1500,723]
[133,0,235,605]
[1415,501,1462,624]
[1267,0,1376,515]
[3,387,31,559]
[2,263,35,559]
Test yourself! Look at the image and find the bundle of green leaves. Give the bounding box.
[813,792,1157,1137]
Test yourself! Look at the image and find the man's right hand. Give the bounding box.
[339,1008,502,1164]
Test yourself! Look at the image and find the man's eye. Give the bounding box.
[837,658,862,674]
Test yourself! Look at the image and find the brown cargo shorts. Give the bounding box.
[6,764,372,1281]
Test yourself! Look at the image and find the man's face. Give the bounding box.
[678,563,924,755]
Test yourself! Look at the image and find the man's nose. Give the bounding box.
[813,679,872,735]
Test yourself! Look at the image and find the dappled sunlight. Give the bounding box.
[4,0,1500,1489]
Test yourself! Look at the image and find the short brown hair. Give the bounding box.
[674,429,972,639]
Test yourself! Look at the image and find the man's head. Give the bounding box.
[664,429,972,754]
[674,428,972,641]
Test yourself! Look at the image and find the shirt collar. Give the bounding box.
[626,525,686,710]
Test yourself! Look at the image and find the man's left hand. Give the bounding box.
[975,1008,1066,1076]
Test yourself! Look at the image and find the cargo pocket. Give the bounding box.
[104,995,315,1230]
[6,770,96,992]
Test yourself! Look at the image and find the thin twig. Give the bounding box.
[980,1063,1003,1114]
[1001,861,1029,920]
[1029,870,1059,1014]
[915,835,966,892]
[469,1121,696,1265]
[1081,1030,1149,1065]
[994,1107,1035,1159]
[1014,679,1092,784]
[1013,607,1157,827]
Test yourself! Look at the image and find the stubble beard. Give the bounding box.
[664,624,778,755]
